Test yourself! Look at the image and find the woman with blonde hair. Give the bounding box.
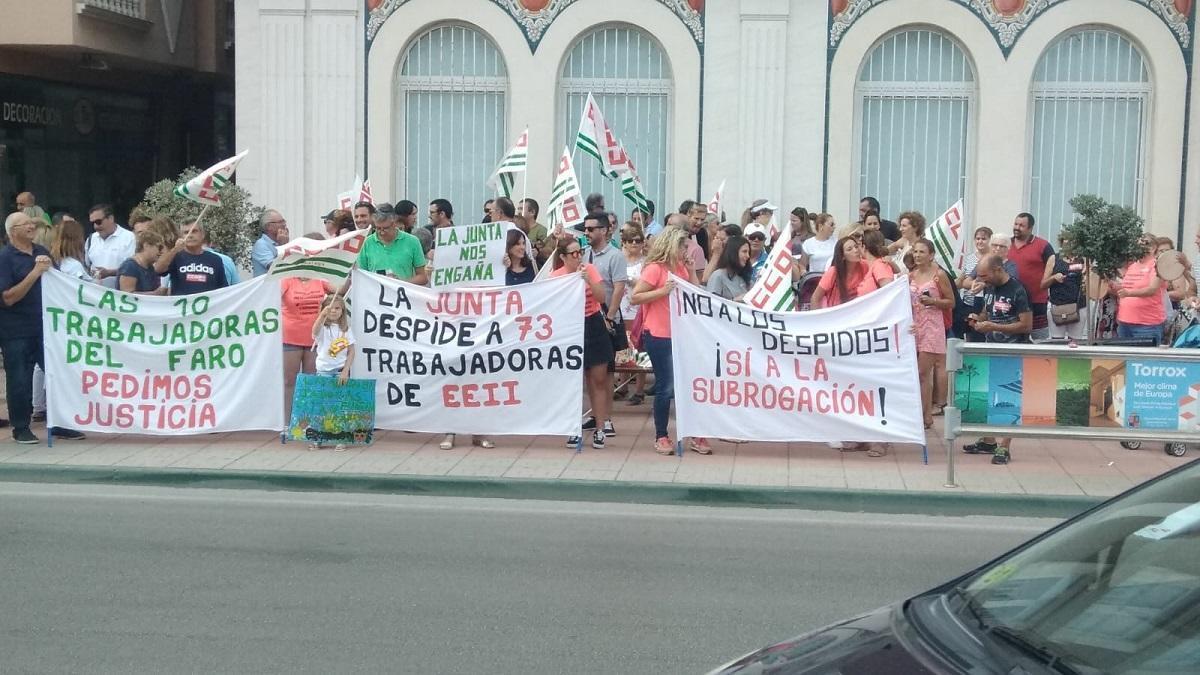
[630,227,710,455]
[50,219,92,281]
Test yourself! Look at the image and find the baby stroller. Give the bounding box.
[1120,304,1200,457]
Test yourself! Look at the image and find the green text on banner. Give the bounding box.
[350,269,584,435]
[42,270,285,433]
[431,221,514,290]
[670,275,924,444]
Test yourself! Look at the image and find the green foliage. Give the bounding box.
[1060,194,1146,279]
[135,168,265,268]
[1054,388,1090,427]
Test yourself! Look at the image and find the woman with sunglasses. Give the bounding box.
[619,223,649,406]
[550,237,614,449]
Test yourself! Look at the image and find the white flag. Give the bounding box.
[173,150,248,206]
[269,228,368,285]
[706,180,726,217]
[575,93,628,178]
[743,221,796,312]
[487,128,529,198]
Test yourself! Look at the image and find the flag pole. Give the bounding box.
[183,203,212,242]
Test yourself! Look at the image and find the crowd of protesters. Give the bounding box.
[4,186,1198,466]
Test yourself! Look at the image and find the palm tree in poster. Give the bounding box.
[960,363,980,412]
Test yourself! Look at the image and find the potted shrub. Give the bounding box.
[1058,194,1146,342]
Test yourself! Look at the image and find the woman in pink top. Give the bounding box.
[856,230,897,295]
[810,236,868,308]
[909,239,956,429]
[629,227,706,456]
[550,237,613,450]
[280,273,333,421]
[1113,234,1166,345]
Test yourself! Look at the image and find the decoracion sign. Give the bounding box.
[431,221,514,289]
[350,269,584,435]
[287,374,376,446]
[955,355,1200,433]
[670,276,924,443]
[42,270,284,433]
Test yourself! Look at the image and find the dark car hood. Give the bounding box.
[710,604,943,675]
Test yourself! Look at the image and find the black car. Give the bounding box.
[711,459,1200,674]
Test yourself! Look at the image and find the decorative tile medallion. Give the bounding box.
[829,0,1193,56]
[367,0,705,51]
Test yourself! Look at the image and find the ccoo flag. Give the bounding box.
[547,147,586,230]
[575,94,628,179]
[743,221,796,312]
[173,150,249,206]
[487,128,529,199]
[928,200,967,281]
[269,228,368,285]
[619,145,649,214]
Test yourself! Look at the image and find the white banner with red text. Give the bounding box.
[670,276,924,444]
[350,269,584,435]
[42,270,285,434]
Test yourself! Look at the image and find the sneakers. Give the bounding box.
[591,430,606,449]
[582,417,616,436]
[51,428,86,440]
[13,428,38,444]
[963,441,996,455]
[653,437,675,455]
[688,438,713,455]
[566,435,581,448]
[991,446,1011,465]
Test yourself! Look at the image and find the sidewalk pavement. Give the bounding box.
[0,394,1186,510]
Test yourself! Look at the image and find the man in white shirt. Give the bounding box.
[85,203,135,289]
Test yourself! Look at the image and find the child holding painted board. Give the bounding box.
[312,294,355,384]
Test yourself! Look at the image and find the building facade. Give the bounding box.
[0,0,234,224]
[237,0,1200,246]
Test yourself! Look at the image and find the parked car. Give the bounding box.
[710,459,1200,674]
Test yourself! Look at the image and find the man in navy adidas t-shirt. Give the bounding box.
[154,221,229,295]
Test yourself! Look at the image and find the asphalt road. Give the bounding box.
[0,484,1057,674]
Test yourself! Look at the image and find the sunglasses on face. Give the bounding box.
[565,250,583,257]
[90,219,104,226]
[584,225,605,232]
[748,236,766,242]
[624,237,644,244]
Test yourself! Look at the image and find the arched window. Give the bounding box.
[559,26,672,217]
[1029,30,1149,241]
[397,25,507,218]
[855,29,975,221]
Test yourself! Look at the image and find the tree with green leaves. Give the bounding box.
[1059,194,1145,280]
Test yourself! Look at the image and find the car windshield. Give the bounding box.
[948,460,1200,673]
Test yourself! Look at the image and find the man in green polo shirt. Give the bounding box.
[357,202,428,284]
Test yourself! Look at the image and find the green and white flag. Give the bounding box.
[575,94,628,178]
[548,147,585,230]
[487,128,529,198]
[928,199,967,281]
[619,145,649,214]
[173,150,248,206]
[743,221,796,312]
[269,228,367,285]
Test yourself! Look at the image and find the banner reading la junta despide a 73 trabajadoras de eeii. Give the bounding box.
[41,270,284,434]
[671,276,924,444]
[351,269,584,435]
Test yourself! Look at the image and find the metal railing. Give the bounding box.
[79,0,145,20]
[943,339,1200,487]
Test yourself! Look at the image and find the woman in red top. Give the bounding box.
[810,236,868,308]
[1112,234,1166,345]
[550,237,614,450]
[856,230,896,295]
[280,269,333,421]
[909,239,956,429]
[629,227,707,456]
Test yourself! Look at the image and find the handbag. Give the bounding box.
[628,306,646,351]
[607,309,629,352]
[1051,302,1080,325]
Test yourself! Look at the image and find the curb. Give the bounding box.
[0,464,1102,518]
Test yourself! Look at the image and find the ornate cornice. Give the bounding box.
[829,0,1193,57]
[367,0,704,51]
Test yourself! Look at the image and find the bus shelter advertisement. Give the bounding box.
[350,270,584,435]
[669,276,924,444]
[42,270,284,434]
[954,354,1200,432]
